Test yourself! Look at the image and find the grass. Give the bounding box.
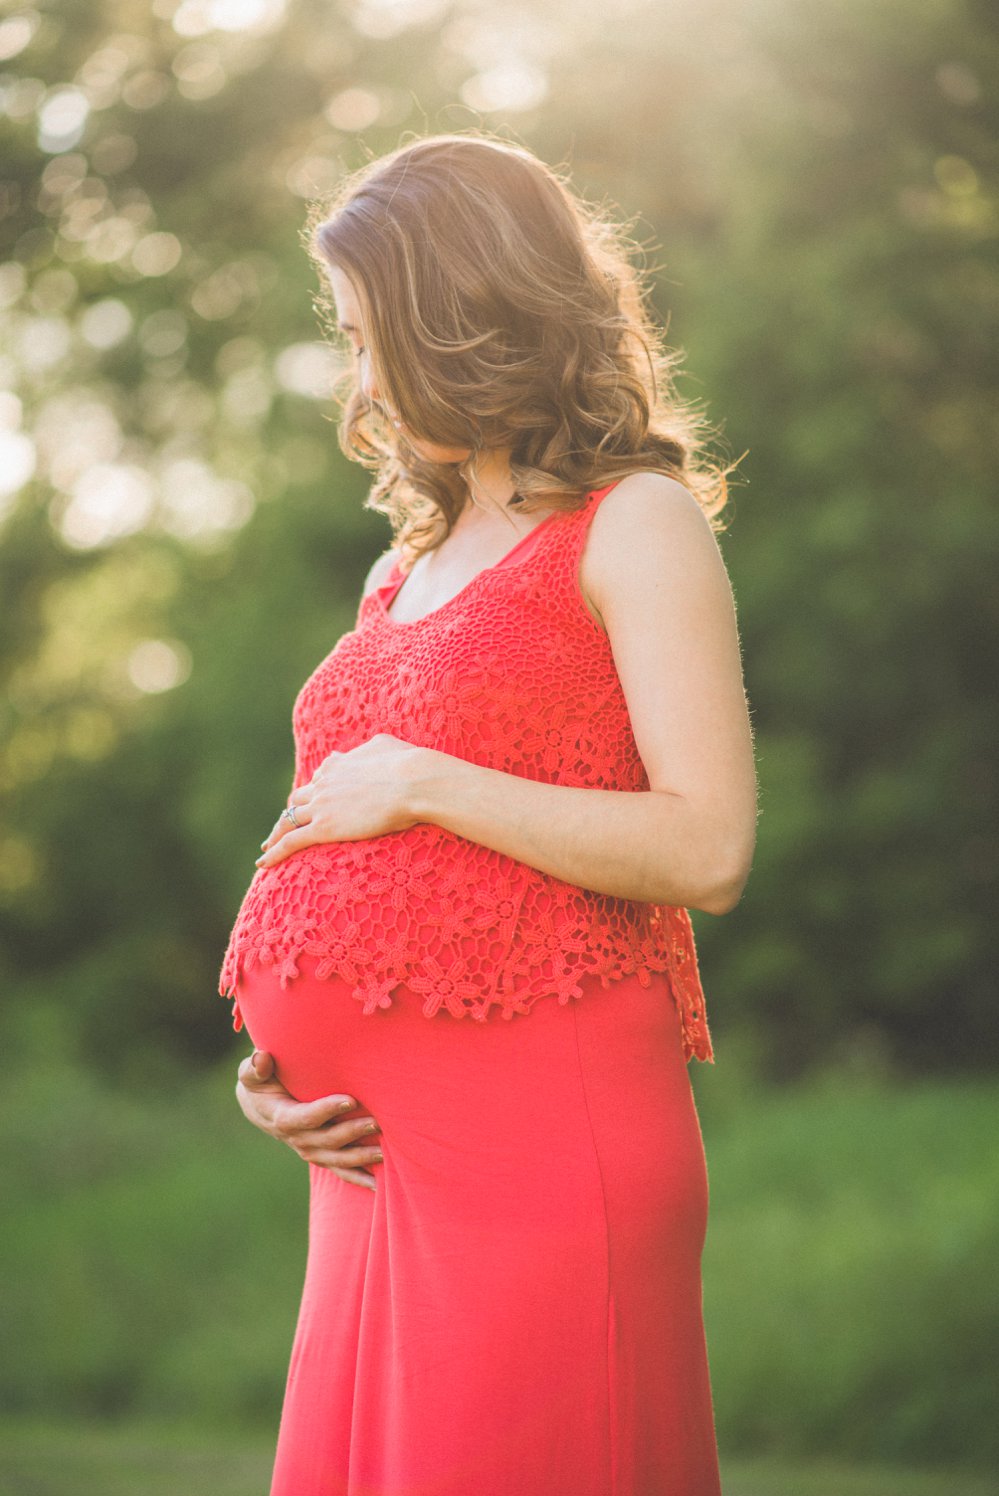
[1,1033,996,1474]
[691,1057,999,1470]
[0,1419,273,1496]
[0,1419,994,1496]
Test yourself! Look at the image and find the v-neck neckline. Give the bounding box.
[375,509,562,628]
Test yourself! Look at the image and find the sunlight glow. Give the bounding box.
[75,43,136,109]
[1,77,45,120]
[172,41,228,100]
[86,216,141,264]
[0,431,36,505]
[350,0,449,40]
[120,70,171,110]
[325,87,381,132]
[285,154,341,199]
[189,260,256,320]
[80,298,134,349]
[18,315,72,371]
[274,341,339,399]
[0,12,40,62]
[131,232,183,276]
[460,60,548,114]
[58,463,156,549]
[173,0,287,37]
[126,638,193,693]
[157,457,255,543]
[35,394,123,491]
[221,366,273,426]
[38,86,91,153]
[0,392,23,429]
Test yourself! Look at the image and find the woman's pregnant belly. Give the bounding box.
[236,948,717,1496]
[233,944,707,1265]
[220,828,535,1018]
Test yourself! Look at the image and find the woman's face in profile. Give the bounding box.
[326,263,473,465]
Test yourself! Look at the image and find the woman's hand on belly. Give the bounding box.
[255,733,429,869]
[236,1050,383,1191]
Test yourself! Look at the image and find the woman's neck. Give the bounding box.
[457,449,527,532]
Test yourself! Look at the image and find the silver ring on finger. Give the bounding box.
[283,804,302,828]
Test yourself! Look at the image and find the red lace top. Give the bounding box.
[219,480,714,1063]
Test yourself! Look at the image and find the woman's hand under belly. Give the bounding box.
[235,1050,383,1191]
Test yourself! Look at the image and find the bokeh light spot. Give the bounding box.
[157,458,256,544]
[460,61,547,114]
[350,0,448,40]
[935,62,981,106]
[0,431,37,506]
[274,341,338,399]
[189,260,256,321]
[173,0,287,37]
[285,154,341,199]
[0,262,27,308]
[86,216,140,263]
[80,297,134,349]
[140,309,188,358]
[0,12,40,62]
[89,131,138,175]
[132,232,183,276]
[121,70,171,110]
[2,76,46,120]
[126,638,193,693]
[172,40,228,99]
[37,86,90,153]
[29,266,78,313]
[18,315,72,371]
[934,155,978,197]
[325,87,381,132]
[57,463,156,549]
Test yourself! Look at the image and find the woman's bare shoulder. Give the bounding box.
[580,471,718,627]
[360,545,402,601]
[589,471,711,542]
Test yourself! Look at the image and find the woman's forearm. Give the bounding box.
[403,748,746,914]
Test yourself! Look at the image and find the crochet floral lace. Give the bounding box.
[219,484,714,1063]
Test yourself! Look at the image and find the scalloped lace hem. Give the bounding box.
[219,940,714,1064]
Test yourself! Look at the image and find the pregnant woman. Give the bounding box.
[219,132,757,1496]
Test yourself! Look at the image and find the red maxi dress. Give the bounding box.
[220,480,723,1496]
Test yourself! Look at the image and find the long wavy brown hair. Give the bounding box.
[303,131,737,565]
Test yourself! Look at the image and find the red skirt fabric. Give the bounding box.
[235,952,722,1496]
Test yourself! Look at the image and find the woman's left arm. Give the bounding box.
[404,475,758,915]
[258,475,758,916]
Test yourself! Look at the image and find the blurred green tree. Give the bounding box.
[0,0,995,1082]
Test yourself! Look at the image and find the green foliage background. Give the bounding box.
[1,0,996,1474]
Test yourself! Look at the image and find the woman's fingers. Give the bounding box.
[257,817,317,865]
[260,798,315,854]
[232,1052,382,1187]
[288,1114,381,1160]
[237,1050,276,1086]
[305,1136,383,1166]
[328,1167,377,1192]
[278,1092,360,1131]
